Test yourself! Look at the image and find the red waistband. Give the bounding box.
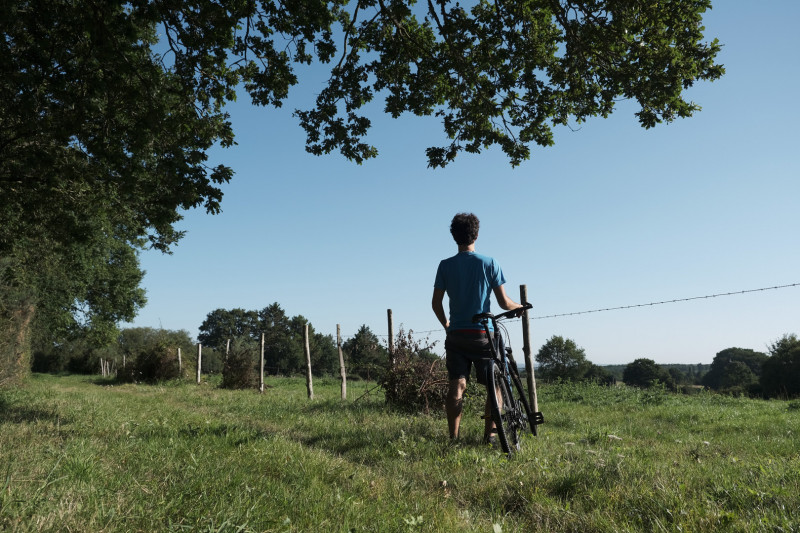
[449,329,487,335]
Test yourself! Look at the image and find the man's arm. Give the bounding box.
[432,288,449,329]
[493,285,523,312]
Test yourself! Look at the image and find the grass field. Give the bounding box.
[1,374,798,532]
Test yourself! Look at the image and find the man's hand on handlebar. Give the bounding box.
[509,302,533,318]
[472,303,532,324]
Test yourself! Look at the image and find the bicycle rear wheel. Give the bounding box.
[506,357,535,436]
[487,362,520,455]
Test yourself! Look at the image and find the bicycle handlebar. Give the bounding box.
[471,302,533,324]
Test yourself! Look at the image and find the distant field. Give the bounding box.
[1,374,798,532]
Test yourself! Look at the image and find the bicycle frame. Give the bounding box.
[472,304,543,454]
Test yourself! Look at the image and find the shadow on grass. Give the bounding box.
[289,397,455,462]
[0,401,67,425]
[129,421,274,447]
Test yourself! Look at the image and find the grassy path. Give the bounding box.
[1,375,798,532]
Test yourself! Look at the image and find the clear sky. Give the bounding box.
[125,2,799,365]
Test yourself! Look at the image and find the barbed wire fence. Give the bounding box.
[367,282,800,339]
[107,282,798,394]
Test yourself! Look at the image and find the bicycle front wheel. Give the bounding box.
[488,362,519,455]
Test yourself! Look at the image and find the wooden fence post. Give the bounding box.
[196,343,202,384]
[520,285,539,418]
[260,332,265,393]
[304,324,314,399]
[387,309,394,366]
[337,324,346,400]
[177,347,182,374]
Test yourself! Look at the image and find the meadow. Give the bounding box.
[1,374,798,532]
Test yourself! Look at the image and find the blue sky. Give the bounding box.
[126,2,799,365]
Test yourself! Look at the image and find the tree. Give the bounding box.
[535,335,591,381]
[668,367,689,386]
[702,347,767,391]
[197,303,337,376]
[1,0,724,383]
[760,334,800,399]
[114,327,195,382]
[198,309,260,351]
[343,325,389,379]
[718,361,757,394]
[623,358,674,389]
[583,363,615,385]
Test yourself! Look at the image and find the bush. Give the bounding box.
[220,339,259,389]
[380,329,447,414]
[117,337,184,383]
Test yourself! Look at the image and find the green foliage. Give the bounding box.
[198,308,260,349]
[760,334,800,399]
[582,363,615,385]
[702,347,767,394]
[2,1,723,384]
[115,328,195,383]
[0,258,34,387]
[32,335,118,375]
[118,328,194,365]
[343,325,389,379]
[297,0,724,167]
[198,303,338,376]
[535,335,611,383]
[622,358,675,389]
[220,338,260,390]
[380,329,446,414]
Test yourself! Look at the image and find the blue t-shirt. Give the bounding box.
[434,251,506,331]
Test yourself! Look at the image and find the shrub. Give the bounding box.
[380,329,447,414]
[117,335,184,383]
[220,339,259,389]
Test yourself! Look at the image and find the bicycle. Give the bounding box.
[472,303,544,455]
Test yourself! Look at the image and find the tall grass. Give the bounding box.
[1,375,798,532]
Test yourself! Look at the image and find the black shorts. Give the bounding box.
[445,330,498,385]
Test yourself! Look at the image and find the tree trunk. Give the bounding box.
[0,302,35,387]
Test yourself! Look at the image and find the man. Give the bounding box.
[432,212,523,443]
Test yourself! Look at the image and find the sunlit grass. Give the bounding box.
[1,375,798,532]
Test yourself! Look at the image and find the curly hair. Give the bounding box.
[450,213,480,245]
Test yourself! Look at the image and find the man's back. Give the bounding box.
[434,251,505,331]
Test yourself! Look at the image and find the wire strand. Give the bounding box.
[355,282,799,339]
[530,283,799,320]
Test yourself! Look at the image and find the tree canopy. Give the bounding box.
[623,358,674,389]
[197,304,338,375]
[536,335,589,381]
[760,334,800,399]
[701,347,767,392]
[534,334,610,383]
[343,325,389,378]
[1,0,723,382]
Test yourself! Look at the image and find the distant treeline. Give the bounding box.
[530,334,800,400]
[600,364,711,385]
[22,298,800,400]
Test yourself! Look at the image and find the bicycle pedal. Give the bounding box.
[532,412,544,425]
